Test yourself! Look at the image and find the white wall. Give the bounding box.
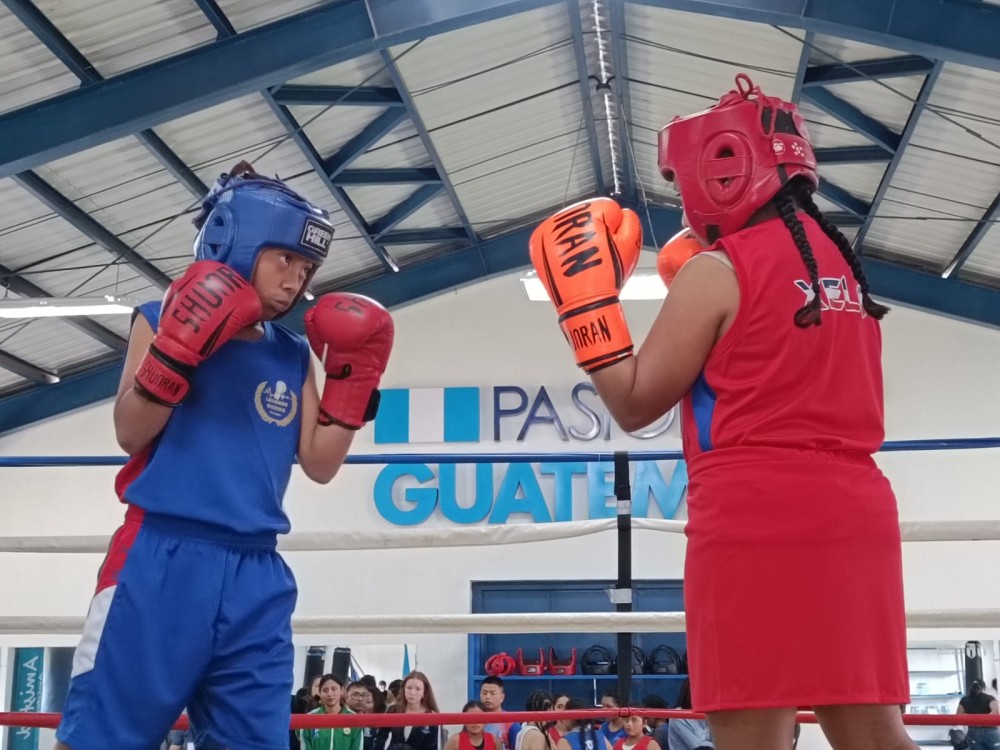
[2,272,1000,749]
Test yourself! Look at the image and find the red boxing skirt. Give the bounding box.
[683,447,910,712]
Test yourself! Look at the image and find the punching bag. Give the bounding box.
[305,646,327,690]
[965,641,984,694]
[332,647,353,686]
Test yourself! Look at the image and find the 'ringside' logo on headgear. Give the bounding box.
[301,219,333,257]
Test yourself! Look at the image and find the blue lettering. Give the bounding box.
[439,463,493,524]
[587,462,616,519]
[539,462,587,521]
[654,460,688,519]
[493,386,528,441]
[568,383,602,440]
[489,464,551,523]
[373,464,437,526]
[633,461,675,517]
[517,386,568,441]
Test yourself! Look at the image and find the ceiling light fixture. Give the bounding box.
[520,273,665,302]
[0,296,137,319]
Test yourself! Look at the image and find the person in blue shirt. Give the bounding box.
[55,162,395,750]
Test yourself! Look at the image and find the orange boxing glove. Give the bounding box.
[529,197,642,373]
[657,229,705,289]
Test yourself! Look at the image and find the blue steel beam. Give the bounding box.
[365,0,563,46]
[566,0,606,191]
[943,190,1000,278]
[790,30,814,102]
[378,48,478,244]
[0,224,537,432]
[9,200,1000,430]
[370,184,444,238]
[608,0,635,200]
[193,1,396,271]
[802,88,901,152]
[271,85,405,107]
[324,109,410,179]
[0,351,56,385]
[815,146,893,165]
[627,0,1000,74]
[1,0,207,199]
[336,168,442,186]
[263,98,398,273]
[12,172,172,289]
[0,0,374,177]
[379,228,468,244]
[803,55,936,87]
[854,62,943,253]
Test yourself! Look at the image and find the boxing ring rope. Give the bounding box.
[5,609,1000,636]
[3,438,1000,736]
[2,707,1000,731]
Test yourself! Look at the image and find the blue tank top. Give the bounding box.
[564,729,600,750]
[120,301,309,536]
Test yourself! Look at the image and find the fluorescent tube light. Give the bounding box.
[520,273,666,302]
[0,296,137,319]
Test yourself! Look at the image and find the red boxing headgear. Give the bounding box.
[657,73,817,241]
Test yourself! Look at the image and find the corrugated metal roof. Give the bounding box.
[818,163,886,203]
[824,77,926,133]
[0,181,95,274]
[344,184,421,220]
[38,0,215,77]
[287,52,396,89]
[391,4,589,229]
[350,120,433,170]
[0,368,27,392]
[958,225,1000,281]
[0,317,114,370]
[807,34,909,65]
[394,193,461,230]
[906,63,1000,169]
[386,243,453,264]
[292,105,390,161]
[799,102,884,148]
[0,5,79,116]
[215,0,326,32]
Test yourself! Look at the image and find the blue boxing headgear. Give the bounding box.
[193,165,334,313]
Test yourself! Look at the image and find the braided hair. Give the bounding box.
[564,698,600,750]
[525,690,556,750]
[773,179,890,327]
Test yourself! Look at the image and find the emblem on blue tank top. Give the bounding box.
[254,380,298,426]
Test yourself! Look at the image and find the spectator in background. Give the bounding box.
[558,699,612,750]
[613,712,660,750]
[303,675,363,750]
[387,680,404,710]
[549,695,571,745]
[515,691,555,750]
[958,680,999,750]
[667,680,713,750]
[597,691,626,748]
[347,681,378,750]
[376,671,441,750]
[639,695,669,750]
[444,701,496,750]
[481,676,520,750]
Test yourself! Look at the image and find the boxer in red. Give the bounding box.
[529,74,912,750]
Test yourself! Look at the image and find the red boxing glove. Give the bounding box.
[657,228,705,289]
[134,261,262,406]
[529,197,642,372]
[304,293,394,429]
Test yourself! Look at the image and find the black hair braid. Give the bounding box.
[774,187,823,328]
[797,189,890,320]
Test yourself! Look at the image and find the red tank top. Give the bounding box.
[613,737,652,750]
[461,732,498,750]
[681,213,884,467]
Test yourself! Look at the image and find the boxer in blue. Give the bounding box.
[56,162,395,750]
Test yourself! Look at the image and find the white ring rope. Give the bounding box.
[1,518,999,554]
[4,610,1000,636]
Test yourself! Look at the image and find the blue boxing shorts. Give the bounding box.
[57,507,297,750]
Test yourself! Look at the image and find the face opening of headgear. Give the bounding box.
[192,161,335,315]
[656,73,818,242]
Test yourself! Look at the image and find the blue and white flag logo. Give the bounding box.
[375,387,481,444]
